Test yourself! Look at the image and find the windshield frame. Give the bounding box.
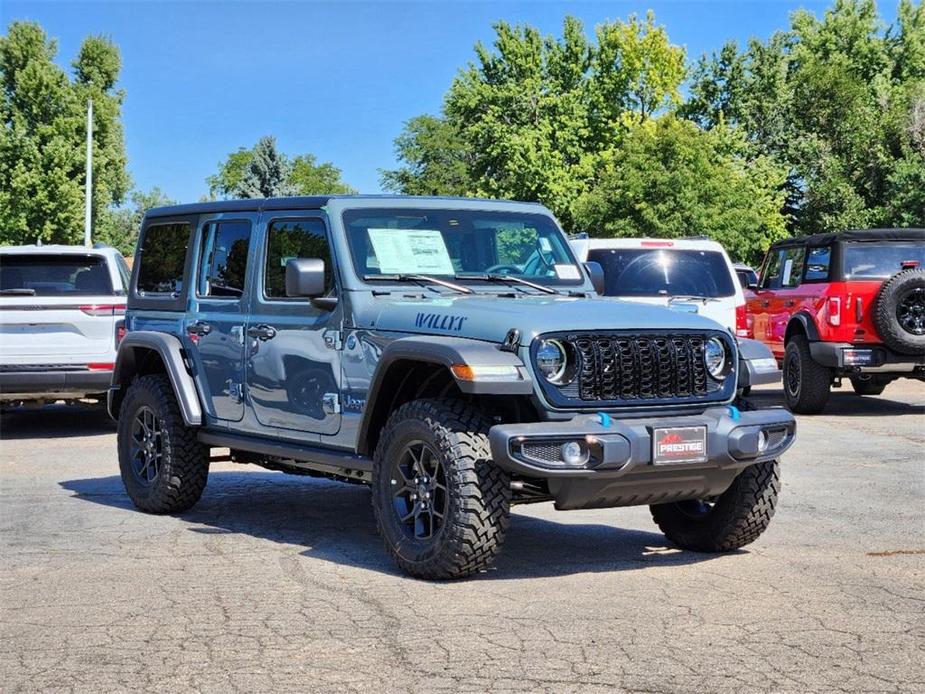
[340,205,586,291]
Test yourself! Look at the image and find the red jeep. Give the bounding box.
[746,229,925,413]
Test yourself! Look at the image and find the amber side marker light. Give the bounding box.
[450,364,522,382]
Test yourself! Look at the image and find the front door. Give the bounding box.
[186,215,255,422]
[244,214,343,436]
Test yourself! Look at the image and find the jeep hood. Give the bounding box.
[353,293,731,344]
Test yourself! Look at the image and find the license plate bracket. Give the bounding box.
[652,426,708,465]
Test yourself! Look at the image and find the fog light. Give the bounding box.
[561,441,589,466]
[757,430,769,453]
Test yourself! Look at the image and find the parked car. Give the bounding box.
[570,236,749,337]
[109,196,795,579]
[0,244,129,406]
[734,262,758,290]
[747,228,925,413]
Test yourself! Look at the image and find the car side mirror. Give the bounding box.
[286,258,326,298]
[747,282,759,291]
[584,261,605,294]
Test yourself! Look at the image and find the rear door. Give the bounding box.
[244,213,342,437]
[0,253,123,367]
[186,215,256,423]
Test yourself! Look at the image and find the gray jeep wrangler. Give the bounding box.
[110,196,795,579]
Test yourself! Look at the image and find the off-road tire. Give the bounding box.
[873,268,925,355]
[372,398,511,580]
[117,374,209,513]
[850,376,888,396]
[783,334,831,414]
[650,460,780,552]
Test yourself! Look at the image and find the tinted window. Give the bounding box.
[264,219,333,298]
[804,246,831,282]
[761,250,784,289]
[587,248,736,298]
[781,246,805,288]
[343,208,581,286]
[199,221,251,298]
[736,269,758,288]
[0,254,114,296]
[137,223,189,295]
[843,243,925,279]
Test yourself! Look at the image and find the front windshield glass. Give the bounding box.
[843,243,925,279]
[342,208,583,286]
[588,248,736,298]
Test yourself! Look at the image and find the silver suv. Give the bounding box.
[109,196,795,579]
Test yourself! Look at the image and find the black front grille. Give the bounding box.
[569,333,710,402]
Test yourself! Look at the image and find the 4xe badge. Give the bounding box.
[652,426,708,465]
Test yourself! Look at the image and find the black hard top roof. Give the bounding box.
[771,228,925,248]
[144,194,542,219]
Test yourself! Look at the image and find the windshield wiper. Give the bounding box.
[666,294,720,303]
[0,288,36,296]
[364,274,473,295]
[456,273,559,295]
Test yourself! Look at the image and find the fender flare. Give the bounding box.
[109,331,203,426]
[736,337,781,388]
[786,311,820,343]
[357,335,532,454]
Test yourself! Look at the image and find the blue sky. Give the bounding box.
[3,0,864,203]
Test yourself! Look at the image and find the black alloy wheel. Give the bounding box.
[130,405,162,486]
[897,287,925,336]
[390,440,448,541]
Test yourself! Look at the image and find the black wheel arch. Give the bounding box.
[785,312,820,344]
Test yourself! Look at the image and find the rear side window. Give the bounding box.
[587,248,736,298]
[264,219,333,298]
[804,246,831,282]
[0,254,114,296]
[137,223,190,295]
[198,220,252,298]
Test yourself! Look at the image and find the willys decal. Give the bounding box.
[414,312,468,332]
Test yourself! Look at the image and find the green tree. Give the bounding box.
[0,21,129,245]
[573,117,789,264]
[95,187,176,255]
[380,114,472,195]
[207,136,354,199]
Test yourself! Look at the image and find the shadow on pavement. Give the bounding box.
[746,385,924,417]
[0,404,115,440]
[60,470,724,580]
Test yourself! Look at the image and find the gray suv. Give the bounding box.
[110,196,795,579]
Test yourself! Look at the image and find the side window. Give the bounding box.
[115,255,131,293]
[198,220,251,298]
[804,246,831,282]
[137,223,189,295]
[264,218,333,299]
[760,250,784,290]
[781,246,806,288]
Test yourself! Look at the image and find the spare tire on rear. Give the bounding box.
[873,268,925,355]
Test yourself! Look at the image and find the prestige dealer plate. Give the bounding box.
[652,426,708,465]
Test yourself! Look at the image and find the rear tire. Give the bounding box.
[850,376,888,396]
[651,460,780,552]
[117,374,209,513]
[783,335,831,414]
[371,398,510,580]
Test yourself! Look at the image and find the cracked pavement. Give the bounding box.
[1,382,923,692]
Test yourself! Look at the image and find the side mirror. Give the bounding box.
[285,258,326,298]
[584,261,605,295]
[747,282,759,291]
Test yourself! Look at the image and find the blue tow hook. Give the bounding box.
[597,412,612,427]
[727,405,741,421]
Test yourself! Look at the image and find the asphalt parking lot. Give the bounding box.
[1,382,923,693]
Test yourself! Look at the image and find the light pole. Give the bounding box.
[84,98,93,247]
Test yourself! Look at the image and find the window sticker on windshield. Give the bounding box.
[554,264,580,280]
[367,228,455,275]
[539,237,552,252]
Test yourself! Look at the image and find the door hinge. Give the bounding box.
[323,330,343,350]
[322,392,341,415]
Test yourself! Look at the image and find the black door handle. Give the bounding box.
[247,324,278,341]
[187,320,212,337]
[784,300,796,308]
[761,300,770,308]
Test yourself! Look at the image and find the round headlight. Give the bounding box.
[704,337,727,379]
[536,339,567,383]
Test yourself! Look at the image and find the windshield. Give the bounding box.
[843,243,925,279]
[0,254,116,296]
[342,208,583,286]
[588,248,736,298]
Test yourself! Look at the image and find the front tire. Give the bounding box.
[651,460,780,552]
[783,335,831,414]
[372,398,511,580]
[117,374,209,513]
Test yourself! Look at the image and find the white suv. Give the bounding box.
[571,236,749,337]
[0,244,129,405]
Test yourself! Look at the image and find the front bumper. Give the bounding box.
[0,369,113,401]
[809,342,925,376]
[489,406,795,510]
